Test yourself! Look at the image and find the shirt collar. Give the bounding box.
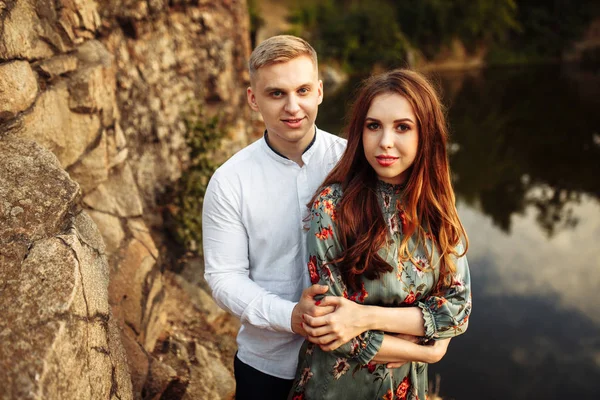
[262,127,319,165]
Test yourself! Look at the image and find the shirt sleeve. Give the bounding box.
[417,244,472,340]
[308,186,384,365]
[202,172,296,333]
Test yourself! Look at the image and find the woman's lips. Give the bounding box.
[376,155,399,166]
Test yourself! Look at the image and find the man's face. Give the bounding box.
[247,55,323,153]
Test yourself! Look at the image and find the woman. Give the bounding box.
[288,69,472,400]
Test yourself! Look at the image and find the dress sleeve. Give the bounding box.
[416,244,472,340]
[308,186,384,365]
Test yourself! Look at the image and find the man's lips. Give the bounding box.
[376,155,399,166]
[281,117,306,128]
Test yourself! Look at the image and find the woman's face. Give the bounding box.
[362,92,419,185]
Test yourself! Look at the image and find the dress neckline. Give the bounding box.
[376,179,406,196]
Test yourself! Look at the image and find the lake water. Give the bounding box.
[317,64,600,400]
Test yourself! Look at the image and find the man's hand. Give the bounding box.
[291,285,335,336]
[301,296,367,351]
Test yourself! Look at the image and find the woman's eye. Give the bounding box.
[397,124,410,132]
[366,122,380,130]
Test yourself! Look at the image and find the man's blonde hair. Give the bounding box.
[249,35,318,84]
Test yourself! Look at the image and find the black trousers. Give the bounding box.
[234,354,294,400]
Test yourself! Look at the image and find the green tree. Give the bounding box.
[288,0,409,73]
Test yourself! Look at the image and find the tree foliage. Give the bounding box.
[285,0,598,69]
[288,0,409,73]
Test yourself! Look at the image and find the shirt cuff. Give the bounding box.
[270,300,297,333]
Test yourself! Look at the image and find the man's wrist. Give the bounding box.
[290,302,300,333]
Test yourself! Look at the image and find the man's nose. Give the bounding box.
[284,94,301,114]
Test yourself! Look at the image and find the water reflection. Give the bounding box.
[439,65,600,237]
[317,64,600,399]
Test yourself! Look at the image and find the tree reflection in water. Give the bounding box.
[438,64,600,236]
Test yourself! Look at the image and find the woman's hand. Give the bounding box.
[301,296,368,351]
[423,338,451,363]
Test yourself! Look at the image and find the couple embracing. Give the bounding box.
[202,35,471,400]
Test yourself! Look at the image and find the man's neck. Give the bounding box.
[265,127,316,167]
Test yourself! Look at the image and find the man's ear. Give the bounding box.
[317,80,324,105]
[247,87,259,111]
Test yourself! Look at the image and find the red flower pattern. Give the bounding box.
[367,362,377,373]
[321,265,334,282]
[382,390,393,400]
[315,225,334,240]
[308,255,319,284]
[395,377,410,399]
[320,187,332,197]
[324,199,335,215]
[403,291,416,305]
[436,298,447,308]
[348,282,369,303]
[398,209,408,234]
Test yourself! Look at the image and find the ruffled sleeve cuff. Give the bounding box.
[354,330,384,365]
[417,302,438,339]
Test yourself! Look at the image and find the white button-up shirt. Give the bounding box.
[203,128,346,379]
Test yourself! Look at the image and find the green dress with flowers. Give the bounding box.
[288,181,472,400]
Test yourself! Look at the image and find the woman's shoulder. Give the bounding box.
[315,183,343,202]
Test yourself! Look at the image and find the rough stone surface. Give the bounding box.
[86,209,124,255]
[109,237,156,335]
[69,40,117,126]
[0,136,132,400]
[148,271,238,400]
[67,130,110,193]
[0,60,38,121]
[16,82,102,168]
[100,0,253,218]
[83,162,144,217]
[1,1,254,398]
[37,54,79,79]
[0,0,101,60]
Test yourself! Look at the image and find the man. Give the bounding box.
[202,35,346,399]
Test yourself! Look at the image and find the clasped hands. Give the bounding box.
[292,284,449,368]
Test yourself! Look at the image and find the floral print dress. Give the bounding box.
[289,181,472,400]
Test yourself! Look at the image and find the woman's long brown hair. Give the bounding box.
[312,69,468,293]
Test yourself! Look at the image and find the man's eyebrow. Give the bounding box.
[263,86,285,93]
[263,83,313,93]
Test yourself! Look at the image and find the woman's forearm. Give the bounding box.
[371,335,431,363]
[362,305,426,336]
[371,335,449,364]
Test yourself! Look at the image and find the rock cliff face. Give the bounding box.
[0,137,133,400]
[1,1,250,399]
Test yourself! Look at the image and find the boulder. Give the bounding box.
[0,60,38,121]
[0,135,132,400]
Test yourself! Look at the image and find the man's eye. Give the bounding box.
[271,91,283,97]
[298,87,309,94]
